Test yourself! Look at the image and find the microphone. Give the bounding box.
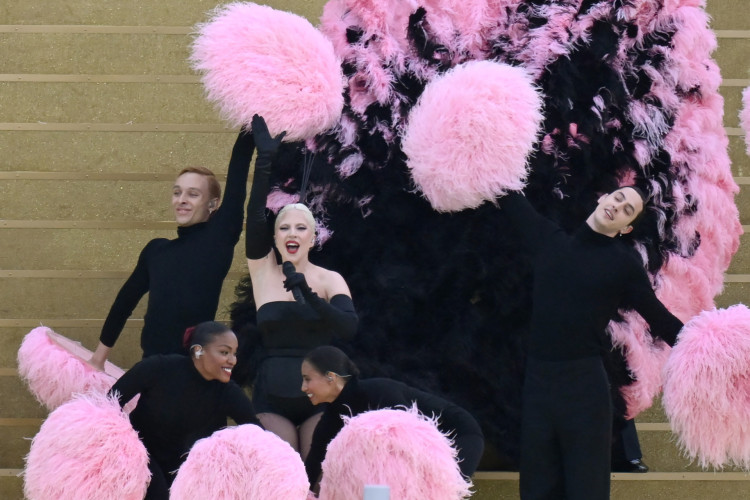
[282,261,306,304]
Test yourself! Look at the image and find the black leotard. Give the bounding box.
[252,297,355,424]
[99,133,255,357]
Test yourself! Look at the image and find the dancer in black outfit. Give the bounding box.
[108,321,262,500]
[89,128,256,369]
[501,187,683,500]
[301,346,484,491]
[611,418,648,473]
[241,116,357,458]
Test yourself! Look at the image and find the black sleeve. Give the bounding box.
[213,130,256,241]
[302,293,358,341]
[498,192,556,254]
[244,154,273,259]
[108,356,163,407]
[624,264,683,347]
[223,382,263,428]
[99,240,156,347]
[305,407,346,487]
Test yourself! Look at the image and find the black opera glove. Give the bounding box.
[245,114,287,260]
[283,272,358,340]
[282,270,311,297]
[251,114,286,160]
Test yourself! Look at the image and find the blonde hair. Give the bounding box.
[177,166,221,201]
[274,203,317,233]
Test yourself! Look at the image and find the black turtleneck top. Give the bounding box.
[305,377,483,485]
[501,192,682,361]
[109,355,261,472]
[99,133,254,356]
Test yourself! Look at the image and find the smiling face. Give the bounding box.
[586,187,644,237]
[274,206,316,263]
[192,331,238,383]
[172,172,217,227]
[300,360,341,405]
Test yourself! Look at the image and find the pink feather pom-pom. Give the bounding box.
[17,326,125,411]
[318,407,472,500]
[740,86,750,156]
[402,60,543,212]
[663,305,750,469]
[170,424,309,500]
[191,2,344,141]
[23,392,149,500]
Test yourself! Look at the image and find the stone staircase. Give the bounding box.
[2,0,750,498]
[471,400,750,499]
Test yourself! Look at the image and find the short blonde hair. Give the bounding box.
[177,166,221,201]
[274,203,317,233]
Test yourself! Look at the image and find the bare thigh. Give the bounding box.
[298,412,323,461]
[258,412,299,452]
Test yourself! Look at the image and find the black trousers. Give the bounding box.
[454,432,485,477]
[144,459,169,500]
[520,356,612,500]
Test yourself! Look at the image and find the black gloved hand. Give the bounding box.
[251,114,287,159]
[281,267,358,340]
[283,270,312,297]
[245,114,285,260]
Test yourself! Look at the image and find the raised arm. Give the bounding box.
[245,115,286,272]
[498,191,558,252]
[212,128,256,234]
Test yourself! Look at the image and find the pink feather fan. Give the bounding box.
[17,326,127,411]
[191,2,345,141]
[663,305,750,469]
[170,423,309,500]
[740,86,750,156]
[402,60,543,212]
[23,392,149,500]
[317,407,472,500]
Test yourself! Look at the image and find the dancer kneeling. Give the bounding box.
[301,346,484,491]
[242,115,357,457]
[108,321,262,500]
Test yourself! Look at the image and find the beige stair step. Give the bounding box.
[0,130,238,174]
[2,375,47,420]
[1,325,144,370]
[0,471,24,500]
[472,472,750,500]
[0,277,240,321]
[4,469,750,500]
[0,419,41,470]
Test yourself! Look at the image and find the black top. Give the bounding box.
[305,377,483,484]
[501,192,683,361]
[99,133,254,356]
[109,355,261,471]
[255,298,355,398]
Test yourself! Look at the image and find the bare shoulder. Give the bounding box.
[314,266,351,299]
